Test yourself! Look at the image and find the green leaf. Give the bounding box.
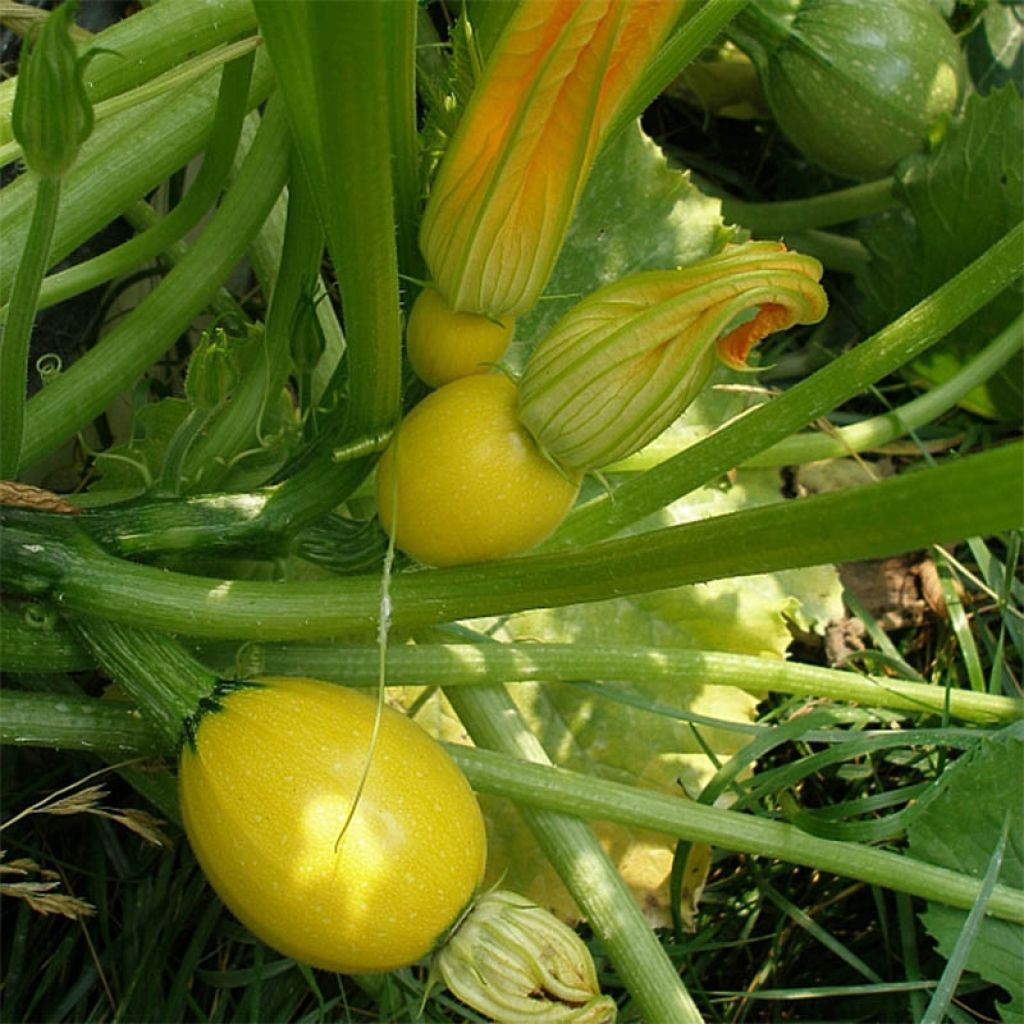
[509,121,736,370]
[858,86,1024,420]
[966,2,1024,96]
[906,722,1024,1019]
[92,398,189,494]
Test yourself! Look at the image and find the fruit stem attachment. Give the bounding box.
[70,616,219,751]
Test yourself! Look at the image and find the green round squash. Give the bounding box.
[737,0,964,179]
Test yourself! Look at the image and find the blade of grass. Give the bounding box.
[920,815,1011,1024]
[840,587,927,682]
[752,868,884,984]
[934,547,987,693]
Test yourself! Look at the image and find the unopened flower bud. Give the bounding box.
[12,0,94,178]
[518,242,828,471]
[433,889,617,1023]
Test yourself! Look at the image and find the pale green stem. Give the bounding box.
[0,174,61,478]
[721,178,900,234]
[612,315,1024,472]
[228,643,1023,726]
[443,684,706,1024]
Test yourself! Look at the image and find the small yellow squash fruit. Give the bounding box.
[406,286,514,388]
[179,677,487,973]
[375,373,580,566]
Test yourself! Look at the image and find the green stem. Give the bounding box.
[0,0,258,145]
[0,173,59,479]
[219,643,1023,726]
[21,49,255,317]
[3,690,1021,925]
[69,617,217,750]
[256,1,404,445]
[386,0,422,283]
[0,598,93,673]
[309,1,404,441]
[549,221,1024,548]
[0,174,60,477]
[782,229,870,272]
[17,96,289,472]
[1,52,274,302]
[721,178,900,234]
[442,684,705,1023]
[615,315,1024,471]
[3,442,1019,639]
[118,196,244,324]
[7,625,1019,724]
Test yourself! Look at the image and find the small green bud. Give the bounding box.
[184,327,243,410]
[289,287,327,374]
[518,242,828,472]
[433,889,617,1023]
[11,0,94,178]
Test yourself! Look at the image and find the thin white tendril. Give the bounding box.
[334,421,400,854]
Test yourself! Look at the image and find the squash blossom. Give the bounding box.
[517,242,828,471]
[433,889,618,1023]
[11,0,93,178]
[419,0,684,320]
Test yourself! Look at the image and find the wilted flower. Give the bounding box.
[419,0,683,319]
[11,0,94,178]
[517,241,828,471]
[433,889,617,1023]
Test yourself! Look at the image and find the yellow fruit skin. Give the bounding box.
[179,678,487,974]
[406,286,514,388]
[376,374,580,566]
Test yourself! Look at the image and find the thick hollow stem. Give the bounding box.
[1,442,1020,640]
[443,684,705,1024]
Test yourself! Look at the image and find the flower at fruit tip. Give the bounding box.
[518,241,829,471]
[433,889,618,1023]
[419,0,683,319]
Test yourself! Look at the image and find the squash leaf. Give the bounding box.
[906,722,1024,1019]
[857,86,1023,420]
